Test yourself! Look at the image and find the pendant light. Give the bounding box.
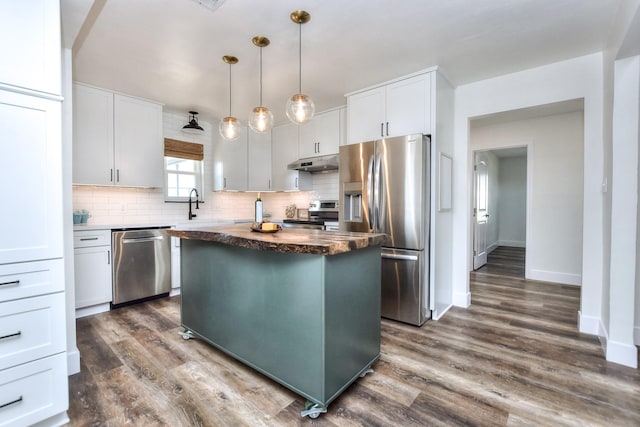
[248,36,274,133]
[286,10,315,125]
[182,111,204,133]
[219,55,241,141]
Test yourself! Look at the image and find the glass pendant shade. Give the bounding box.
[286,93,315,125]
[219,116,241,140]
[248,106,274,133]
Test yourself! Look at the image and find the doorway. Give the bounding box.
[472,147,528,278]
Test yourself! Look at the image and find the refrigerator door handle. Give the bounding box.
[381,253,419,261]
[367,154,375,230]
[373,149,382,231]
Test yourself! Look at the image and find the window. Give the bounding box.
[164,138,204,202]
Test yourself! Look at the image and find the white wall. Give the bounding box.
[452,53,604,325]
[498,156,527,247]
[471,113,583,284]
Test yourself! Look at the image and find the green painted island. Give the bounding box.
[167,224,387,418]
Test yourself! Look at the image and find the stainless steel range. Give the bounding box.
[282,200,339,230]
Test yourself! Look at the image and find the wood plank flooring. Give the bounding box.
[475,246,526,278]
[68,252,640,426]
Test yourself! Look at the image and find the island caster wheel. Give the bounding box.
[301,401,327,418]
[360,367,374,378]
[178,330,195,340]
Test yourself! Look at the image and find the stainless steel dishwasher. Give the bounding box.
[111,227,171,307]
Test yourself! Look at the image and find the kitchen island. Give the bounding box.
[167,224,387,418]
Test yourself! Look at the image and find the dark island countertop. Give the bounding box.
[167,224,388,255]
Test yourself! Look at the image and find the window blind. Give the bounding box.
[164,138,204,161]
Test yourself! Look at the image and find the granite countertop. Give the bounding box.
[168,224,388,256]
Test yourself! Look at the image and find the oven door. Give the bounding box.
[281,222,324,230]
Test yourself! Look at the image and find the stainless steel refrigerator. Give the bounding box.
[339,133,430,325]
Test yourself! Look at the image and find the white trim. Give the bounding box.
[453,291,471,308]
[31,412,70,427]
[578,311,602,335]
[487,242,499,253]
[635,325,640,346]
[528,269,582,285]
[75,303,110,319]
[498,240,526,248]
[606,340,638,368]
[344,66,440,96]
[170,288,181,297]
[67,349,80,375]
[433,303,453,320]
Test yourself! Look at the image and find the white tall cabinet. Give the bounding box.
[0,1,69,426]
[73,83,164,187]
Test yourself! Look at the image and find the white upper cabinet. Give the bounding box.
[73,83,164,187]
[73,84,114,185]
[247,131,272,191]
[214,126,248,191]
[347,72,432,144]
[298,109,341,158]
[0,90,62,264]
[0,0,60,94]
[271,122,312,191]
[113,94,163,187]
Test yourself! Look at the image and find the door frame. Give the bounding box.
[470,143,532,278]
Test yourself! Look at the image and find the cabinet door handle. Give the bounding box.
[116,169,120,182]
[268,179,271,189]
[224,177,227,188]
[79,237,99,241]
[0,396,22,410]
[295,177,298,188]
[108,250,111,265]
[110,168,114,182]
[0,280,20,287]
[0,331,21,341]
[386,122,389,136]
[380,123,384,137]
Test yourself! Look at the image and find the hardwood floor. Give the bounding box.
[68,258,640,426]
[475,246,526,278]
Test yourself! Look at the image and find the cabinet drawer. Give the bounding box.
[0,259,64,303]
[73,229,111,248]
[0,293,66,371]
[0,352,68,427]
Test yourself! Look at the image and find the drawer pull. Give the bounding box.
[0,396,23,410]
[79,237,99,241]
[0,331,21,341]
[0,280,20,287]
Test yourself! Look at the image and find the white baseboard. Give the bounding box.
[606,340,638,368]
[452,291,471,308]
[433,303,453,320]
[498,240,526,248]
[67,348,80,375]
[31,412,70,427]
[75,303,110,319]
[170,288,181,297]
[528,269,582,286]
[487,242,499,253]
[578,311,602,335]
[635,325,640,346]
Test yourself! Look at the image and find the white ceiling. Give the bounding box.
[67,0,627,125]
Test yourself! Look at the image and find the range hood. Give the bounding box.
[287,154,339,173]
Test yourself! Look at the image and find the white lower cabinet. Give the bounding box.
[73,230,112,316]
[0,352,68,427]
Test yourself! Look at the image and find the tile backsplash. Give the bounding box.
[73,109,339,226]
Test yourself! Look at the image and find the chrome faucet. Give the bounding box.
[188,188,199,220]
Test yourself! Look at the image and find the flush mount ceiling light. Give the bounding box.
[286,10,315,125]
[189,0,226,12]
[219,55,241,141]
[248,36,274,133]
[182,111,204,134]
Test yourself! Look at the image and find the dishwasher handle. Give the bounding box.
[122,236,164,244]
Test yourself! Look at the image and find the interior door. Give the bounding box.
[473,152,489,269]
